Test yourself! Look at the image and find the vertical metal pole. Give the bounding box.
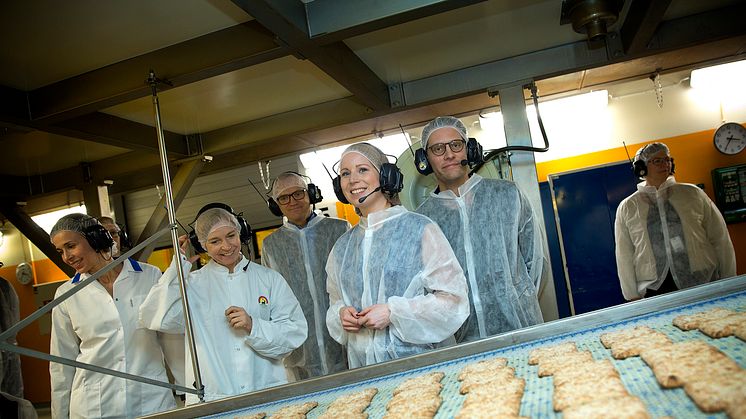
[148,70,205,402]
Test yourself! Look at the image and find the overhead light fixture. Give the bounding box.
[690,60,746,92]
[560,0,624,44]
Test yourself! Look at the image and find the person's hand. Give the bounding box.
[358,304,391,330]
[225,306,253,333]
[340,306,362,332]
[178,234,200,263]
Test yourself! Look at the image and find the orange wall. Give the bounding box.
[536,126,746,276]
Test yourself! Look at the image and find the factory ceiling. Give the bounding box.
[1,0,745,213]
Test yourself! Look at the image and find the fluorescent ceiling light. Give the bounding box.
[690,60,746,91]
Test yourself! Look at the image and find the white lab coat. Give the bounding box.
[325,206,470,368]
[50,258,175,419]
[615,176,737,299]
[139,255,308,404]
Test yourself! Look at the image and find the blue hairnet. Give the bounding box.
[421,116,468,149]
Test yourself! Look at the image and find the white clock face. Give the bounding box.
[16,262,34,285]
[714,122,746,155]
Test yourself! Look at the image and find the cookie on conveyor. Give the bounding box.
[528,341,577,365]
[609,330,671,359]
[641,340,742,388]
[672,308,736,331]
[552,359,619,387]
[553,377,629,411]
[561,395,650,419]
[392,371,444,395]
[460,366,516,394]
[462,376,525,407]
[458,357,509,380]
[600,326,655,349]
[537,350,594,377]
[698,311,746,338]
[736,322,746,342]
[319,388,377,419]
[683,371,746,414]
[271,401,318,418]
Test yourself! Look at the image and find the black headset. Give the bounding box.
[77,215,115,253]
[266,172,322,217]
[332,162,404,204]
[116,223,132,250]
[188,203,252,254]
[414,137,484,176]
[632,144,676,179]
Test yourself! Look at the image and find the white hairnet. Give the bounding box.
[634,142,670,164]
[50,213,100,239]
[271,172,307,199]
[340,142,400,205]
[421,116,468,149]
[195,208,240,244]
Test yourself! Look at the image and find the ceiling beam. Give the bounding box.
[306,0,487,44]
[26,21,286,125]
[230,0,391,111]
[620,0,673,54]
[0,200,75,277]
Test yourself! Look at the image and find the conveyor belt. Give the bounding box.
[144,276,746,419]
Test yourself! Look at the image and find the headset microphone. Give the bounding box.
[358,187,382,204]
[460,160,468,166]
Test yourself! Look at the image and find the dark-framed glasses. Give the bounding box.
[427,139,466,156]
[648,157,672,166]
[277,189,307,205]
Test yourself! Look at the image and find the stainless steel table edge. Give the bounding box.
[142,275,745,418]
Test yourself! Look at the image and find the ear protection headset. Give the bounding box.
[188,203,252,254]
[116,223,132,250]
[267,172,323,217]
[332,162,404,204]
[632,144,676,179]
[80,217,115,253]
[414,137,484,176]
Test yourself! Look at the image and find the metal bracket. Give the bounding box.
[605,30,625,60]
[389,82,404,108]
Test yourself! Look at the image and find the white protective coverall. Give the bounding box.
[615,176,736,299]
[262,214,349,379]
[50,258,175,419]
[325,205,470,368]
[416,174,545,343]
[139,254,308,404]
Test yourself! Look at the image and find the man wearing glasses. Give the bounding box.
[261,172,349,380]
[615,142,735,300]
[415,116,545,344]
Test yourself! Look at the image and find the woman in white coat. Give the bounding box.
[139,205,308,403]
[49,214,175,419]
[326,143,470,368]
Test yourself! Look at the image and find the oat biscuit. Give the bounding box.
[235,414,266,419]
[561,395,650,419]
[672,308,736,331]
[460,367,516,394]
[320,388,378,419]
[528,341,577,365]
[553,378,629,411]
[699,312,746,338]
[271,401,318,418]
[610,330,671,359]
[553,359,619,387]
[537,350,594,377]
[600,326,656,349]
[392,372,444,395]
[683,372,746,413]
[458,357,509,380]
[641,340,741,388]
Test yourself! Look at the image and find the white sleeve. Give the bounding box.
[615,203,640,300]
[517,189,545,292]
[388,223,470,345]
[50,290,78,419]
[138,255,191,333]
[325,250,348,346]
[245,271,308,359]
[701,191,737,278]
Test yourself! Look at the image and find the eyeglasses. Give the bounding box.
[276,189,307,205]
[427,139,466,156]
[648,157,672,166]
